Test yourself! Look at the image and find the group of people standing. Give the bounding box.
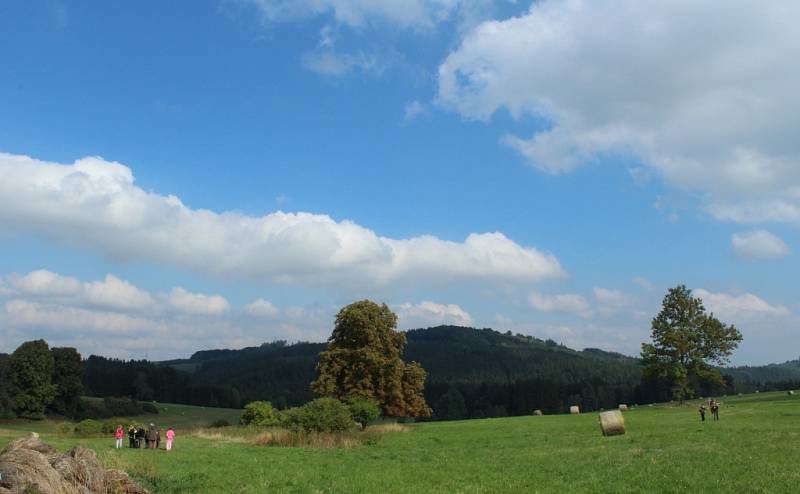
[698,398,721,422]
[114,424,175,451]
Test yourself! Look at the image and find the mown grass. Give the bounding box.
[2,392,799,493]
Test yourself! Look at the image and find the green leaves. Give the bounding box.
[312,300,432,418]
[641,285,743,402]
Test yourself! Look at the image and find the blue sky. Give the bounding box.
[1,0,798,364]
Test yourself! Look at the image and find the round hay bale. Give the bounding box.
[532,409,543,416]
[0,447,80,494]
[569,405,580,415]
[53,447,106,493]
[618,404,628,411]
[598,410,625,436]
[788,390,795,396]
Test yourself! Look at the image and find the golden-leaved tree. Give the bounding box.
[311,300,431,417]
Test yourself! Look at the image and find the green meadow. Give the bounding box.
[2,392,798,493]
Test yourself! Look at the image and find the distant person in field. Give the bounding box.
[115,425,124,449]
[156,428,161,449]
[165,427,175,451]
[699,404,706,422]
[710,400,720,421]
[128,425,135,448]
[147,424,157,449]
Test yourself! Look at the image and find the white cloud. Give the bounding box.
[0,152,564,290]
[9,270,82,297]
[528,291,590,316]
[167,287,230,316]
[404,100,427,122]
[632,277,655,291]
[438,1,800,222]
[395,301,474,328]
[302,50,383,77]
[7,270,153,310]
[83,274,154,310]
[731,230,791,260]
[695,288,790,320]
[243,298,279,317]
[593,288,627,307]
[240,0,486,30]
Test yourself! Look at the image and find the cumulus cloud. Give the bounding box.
[167,287,230,316]
[302,50,383,77]
[7,270,153,310]
[695,288,790,320]
[395,301,474,328]
[528,291,590,316]
[438,1,800,222]
[731,230,791,260]
[0,153,564,289]
[404,100,428,122]
[243,298,280,317]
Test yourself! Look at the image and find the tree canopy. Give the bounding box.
[312,300,431,417]
[641,285,743,402]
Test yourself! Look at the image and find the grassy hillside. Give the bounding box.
[2,392,798,493]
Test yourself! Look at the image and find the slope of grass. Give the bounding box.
[2,392,798,493]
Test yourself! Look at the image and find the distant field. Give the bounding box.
[2,392,799,493]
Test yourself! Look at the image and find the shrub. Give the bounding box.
[240,401,280,426]
[57,422,74,434]
[347,397,381,428]
[103,396,144,416]
[284,398,354,433]
[209,419,230,428]
[74,419,104,435]
[141,402,159,414]
[280,406,309,433]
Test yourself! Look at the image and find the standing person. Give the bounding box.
[147,424,157,449]
[165,427,175,452]
[711,401,720,421]
[127,425,135,448]
[115,425,124,449]
[156,428,161,449]
[699,404,706,422]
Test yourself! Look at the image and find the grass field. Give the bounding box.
[2,392,798,493]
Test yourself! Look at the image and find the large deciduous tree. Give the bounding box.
[50,347,83,418]
[641,285,742,402]
[10,339,57,418]
[312,300,432,418]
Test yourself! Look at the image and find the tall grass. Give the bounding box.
[190,423,410,448]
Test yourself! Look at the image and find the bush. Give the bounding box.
[347,397,381,428]
[283,398,354,433]
[74,419,104,435]
[76,398,111,420]
[103,396,144,416]
[240,401,280,426]
[209,419,230,428]
[280,406,309,433]
[141,402,159,414]
[57,422,74,434]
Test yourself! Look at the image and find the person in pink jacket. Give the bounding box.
[165,427,175,451]
[114,425,124,449]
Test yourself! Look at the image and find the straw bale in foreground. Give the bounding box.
[598,410,625,436]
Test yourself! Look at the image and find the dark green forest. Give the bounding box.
[3,326,798,420]
[77,326,800,419]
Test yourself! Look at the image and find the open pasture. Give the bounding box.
[1,392,798,493]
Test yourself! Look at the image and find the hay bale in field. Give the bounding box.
[618,404,628,411]
[532,409,543,416]
[569,405,580,414]
[0,433,149,494]
[598,410,625,436]
[788,390,795,396]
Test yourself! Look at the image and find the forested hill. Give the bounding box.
[82,326,800,419]
[161,326,649,416]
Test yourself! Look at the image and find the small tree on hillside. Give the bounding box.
[312,300,432,418]
[240,401,280,426]
[10,339,57,418]
[641,285,742,402]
